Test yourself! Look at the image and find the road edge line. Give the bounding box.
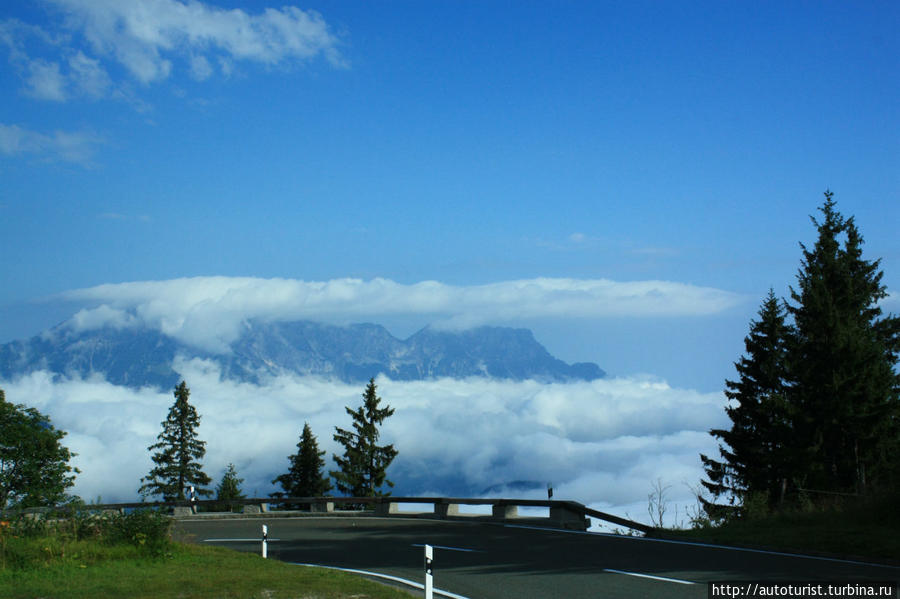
[603,568,697,585]
[291,562,472,599]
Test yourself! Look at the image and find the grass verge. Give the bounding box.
[1,541,413,599]
[1,511,412,598]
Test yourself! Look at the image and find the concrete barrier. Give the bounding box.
[493,503,518,519]
[375,501,400,516]
[550,504,591,530]
[68,496,649,534]
[434,500,459,518]
[242,503,269,514]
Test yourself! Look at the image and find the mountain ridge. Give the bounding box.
[0,319,604,388]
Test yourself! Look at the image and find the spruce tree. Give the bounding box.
[215,463,245,511]
[331,379,398,497]
[216,463,245,501]
[139,381,212,501]
[701,290,793,519]
[271,422,332,498]
[787,192,900,494]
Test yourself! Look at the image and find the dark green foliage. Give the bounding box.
[701,290,794,518]
[139,381,212,501]
[702,192,900,521]
[787,192,900,494]
[216,463,245,500]
[214,463,245,511]
[331,379,398,497]
[0,388,78,509]
[271,422,332,499]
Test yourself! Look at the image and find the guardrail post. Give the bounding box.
[550,502,590,531]
[492,502,518,519]
[424,544,433,599]
[173,506,193,517]
[434,499,459,519]
[311,500,334,513]
[375,501,399,516]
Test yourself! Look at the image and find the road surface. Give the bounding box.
[174,516,899,598]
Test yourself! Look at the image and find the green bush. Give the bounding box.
[1,508,173,571]
[105,510,173,555]
[6,515,49,539]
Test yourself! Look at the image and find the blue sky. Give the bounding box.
[1,1,898,392]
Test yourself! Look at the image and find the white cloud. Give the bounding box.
[24,58,67,100]
[49,0,343,84]
[1,1,342,102]
[68,50,112,97]
[69,305,138,331]
[0,122,103,166]
[0,367,727,528]
[58,276,747,353]
[631,246,679,258]
[189,54,212,80]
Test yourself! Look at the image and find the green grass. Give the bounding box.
[1,541,413,599]
[1,511,412,599]
[658,492,900,563]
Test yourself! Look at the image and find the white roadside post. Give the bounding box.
[424,544,433,599]
[262,524,268,559]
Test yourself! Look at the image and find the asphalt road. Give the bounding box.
[174,516,900,599]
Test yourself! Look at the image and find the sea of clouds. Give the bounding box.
[2,357,728,530]
[60,276,745,354]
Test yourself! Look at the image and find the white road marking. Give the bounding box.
[202,538,280,542]
[292,562,472,599]
[603,568,697,585]
[412,543,482,553]
[503,523,600,535]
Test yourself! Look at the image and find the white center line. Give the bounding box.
[603,568,697,585]
[202,538,280,542]
[411,543,482,553]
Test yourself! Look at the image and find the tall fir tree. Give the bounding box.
[787,192,900,494]
[139,381,212,501]
[331,378,398,497]
[271,422,332,498]
[700,289,794,520]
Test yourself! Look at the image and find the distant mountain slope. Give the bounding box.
[0,320,605,388]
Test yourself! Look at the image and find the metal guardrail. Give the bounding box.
[2,496,654,534]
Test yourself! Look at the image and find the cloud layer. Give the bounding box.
[1,0,342,102]
[2,363,728,529]
[0,122,103,166]
[60,276,746,353]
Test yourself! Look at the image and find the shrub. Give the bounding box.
[0,508,173,571]
[106,510,173,555]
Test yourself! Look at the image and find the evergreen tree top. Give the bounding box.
[331,378,398,498]
[140,380,211,501]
